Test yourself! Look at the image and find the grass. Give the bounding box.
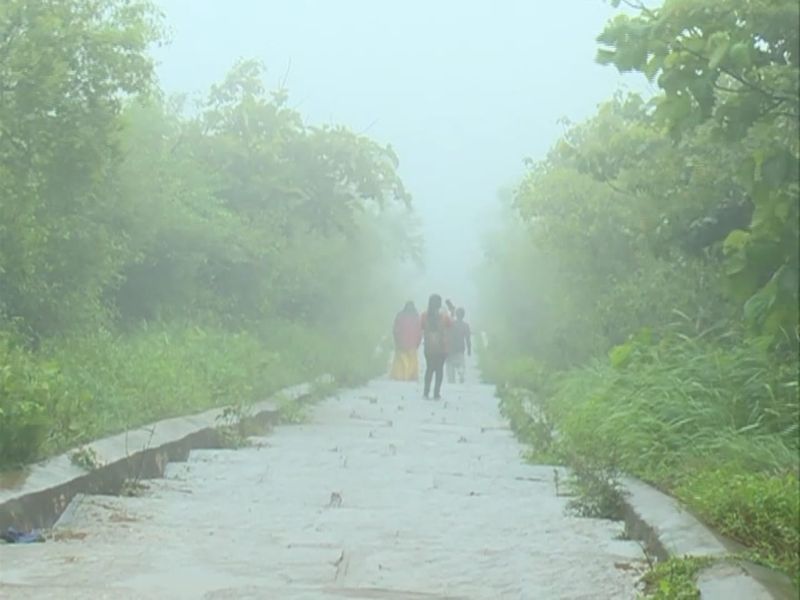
[640,556,714,599]
[492,331,799,582]
[0,321,386,468]
[676,469,799,573]
[497,386,559,463]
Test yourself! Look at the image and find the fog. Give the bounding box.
[153,0,646,313]
[2,1,797,591]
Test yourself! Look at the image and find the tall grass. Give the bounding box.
[550,334,798,481]
[497,331,799,577]
[0,320,385,468]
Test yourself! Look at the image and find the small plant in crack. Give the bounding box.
[276,395,308,425]
[120,478,149,497]
[215,402,253,448]
[70,446,102,470]
[640,556,714,599]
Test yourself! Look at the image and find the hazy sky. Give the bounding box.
[153,0,648,310]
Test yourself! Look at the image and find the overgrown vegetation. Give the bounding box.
[641,556,714,600]
[479,0,799,582]
[0,0,416,467]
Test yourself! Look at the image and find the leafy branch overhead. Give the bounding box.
[596,0,798,335]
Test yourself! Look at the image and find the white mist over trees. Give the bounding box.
[151,0,647,310]
[0,0,416,465]
[0,0,797,583]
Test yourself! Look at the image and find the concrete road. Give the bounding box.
[0,377,646,599]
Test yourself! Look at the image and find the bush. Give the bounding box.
[0,334,59,465]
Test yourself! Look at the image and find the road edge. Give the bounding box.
[497,385,796,600]
[618,476,796,600]
[0,380,321,535]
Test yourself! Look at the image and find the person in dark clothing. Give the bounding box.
[420,294,451,399]
[446,307,471,384]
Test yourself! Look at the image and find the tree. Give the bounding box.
[112,60,417,329]
[0,0,161,337]
[597,0,799,336]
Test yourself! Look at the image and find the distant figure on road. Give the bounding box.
[446,307,471,384]
[420,294,452,399]
[390,301,422,381]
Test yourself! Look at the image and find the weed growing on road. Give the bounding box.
[69,446,102,470]
[498,386,625,519]
[498,386,558,464]
[640,556,713,599]
[312,378,339,400]
[120,479,149,497]
[564,462,625,520]
[276,395,309,425]
[215,402,255,449]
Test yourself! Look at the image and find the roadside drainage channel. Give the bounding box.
[0,381,319,536]
[509,390,797,600]
[619,476,797,600]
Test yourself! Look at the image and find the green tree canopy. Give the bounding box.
[597,0,799,335]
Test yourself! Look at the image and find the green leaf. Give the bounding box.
[707,31,731,70]
[609,342,634,368]
[759,150,795,188]
[643,56,663,81]
[743,273,779,325]
[728,43,752,69]
[596,48,617,65]
[723,230,751,255]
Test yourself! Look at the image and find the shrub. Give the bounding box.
[0,333,59,465]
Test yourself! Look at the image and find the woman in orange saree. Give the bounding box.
[390,301,422,381]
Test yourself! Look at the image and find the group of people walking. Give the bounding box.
[390,294,472,399]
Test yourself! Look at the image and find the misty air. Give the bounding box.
[0,1,798,598]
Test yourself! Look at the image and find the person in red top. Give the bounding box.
[420,294,452,399]
[389,301,422,381]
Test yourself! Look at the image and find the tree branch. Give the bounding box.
[675,40,798,105]
[621,0,657,18]
[619,1,797,105]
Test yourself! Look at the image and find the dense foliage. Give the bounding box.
[479,0,799,579]
[0,0,417,466]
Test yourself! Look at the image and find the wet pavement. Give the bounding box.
[0,376,646,599]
